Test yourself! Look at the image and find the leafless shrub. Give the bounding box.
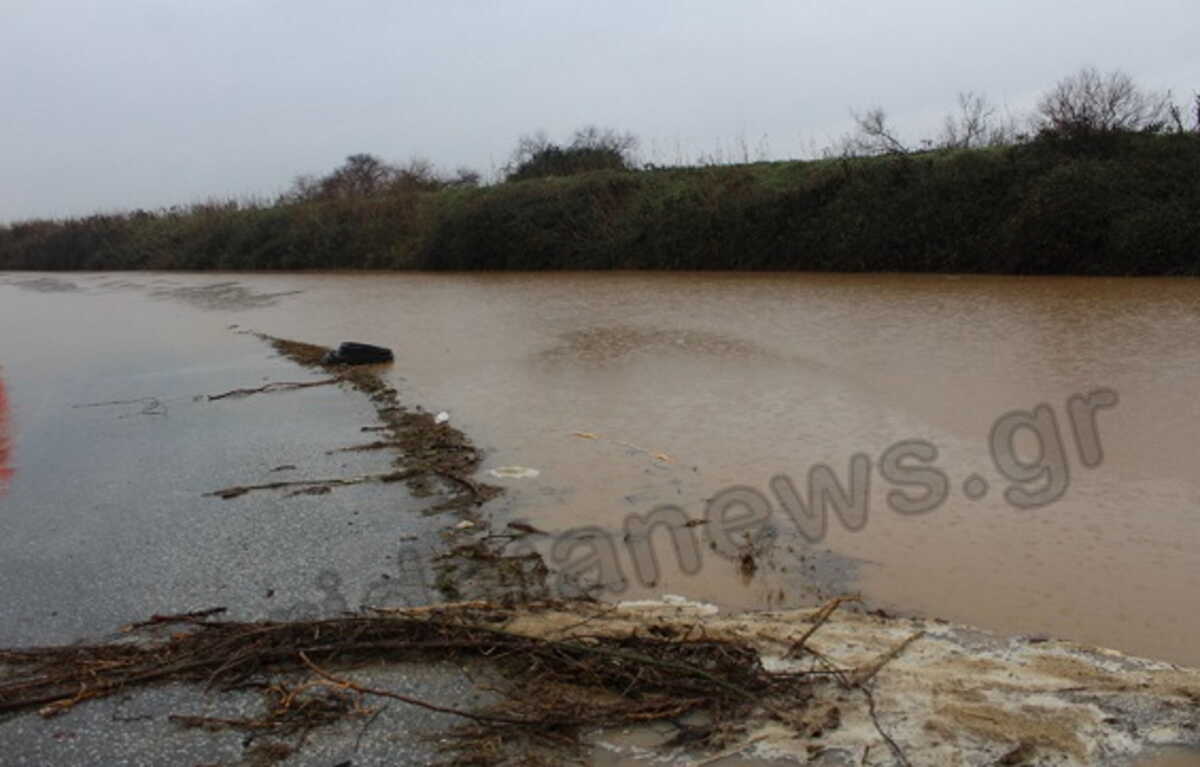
[846,107,908,155]
[507,131,554,172]
[1166,92,1200,134]
[939,91,1018,149]
[1036,67,1171,138]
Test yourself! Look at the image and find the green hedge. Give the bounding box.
[3,134,1198,274]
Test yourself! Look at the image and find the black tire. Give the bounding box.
[323,342,394,365]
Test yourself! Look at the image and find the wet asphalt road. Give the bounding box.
[0,281,476,765]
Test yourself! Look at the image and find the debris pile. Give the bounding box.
[204,334,498,511]
[3,598,1200,765]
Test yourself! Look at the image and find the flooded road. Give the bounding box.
[2,270,1198,667]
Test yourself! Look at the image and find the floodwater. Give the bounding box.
[2,271,1199,670]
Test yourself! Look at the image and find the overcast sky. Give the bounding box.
[2,0,1196,223]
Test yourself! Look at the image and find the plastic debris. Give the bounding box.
[435,411,450,424]
[487,466,540,480]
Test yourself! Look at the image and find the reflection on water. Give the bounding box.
[4,276,80,293]
[3,271,1200,667]
[147,280,303,310]
[539,325,773,365]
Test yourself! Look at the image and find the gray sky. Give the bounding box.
[2,0,1196,223]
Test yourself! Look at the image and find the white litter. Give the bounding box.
[487,466,540,479]
[435,411,450,424]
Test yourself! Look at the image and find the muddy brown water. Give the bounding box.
[2,271,1198,670]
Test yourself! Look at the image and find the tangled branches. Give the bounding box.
[0,603,828,764]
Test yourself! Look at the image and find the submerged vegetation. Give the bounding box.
[2,69,1198,275]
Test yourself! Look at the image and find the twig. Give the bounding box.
[354,703,388,752]
[862,682,910,767]
[433,470,493,501]
[205,379,339,401]
[854,631,924,687]
[205,469,419,499]
[72,397,166,417]
[545,604,622,639]
[548,642,768,710]
[169,713,282,731]
[327,441,401,454]
[787,595,858,658]
[125,607,227,629]
[298,652,549,726]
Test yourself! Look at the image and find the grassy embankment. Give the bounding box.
[2,133,1198,274]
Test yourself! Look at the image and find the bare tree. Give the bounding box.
[282,174,322,204]
[1036,67,1171,138]
[1168,92,1200,133]
[936,92,1012,149]
[507,131,553,171]
[847,107,908,155]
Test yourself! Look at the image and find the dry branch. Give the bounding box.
[0,604,822,763]
[205,469,419,499]
[205,378,340,400]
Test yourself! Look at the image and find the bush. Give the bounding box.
[505,126,638,182]
[1036,68,1171,141]
[3,134,1199,275]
